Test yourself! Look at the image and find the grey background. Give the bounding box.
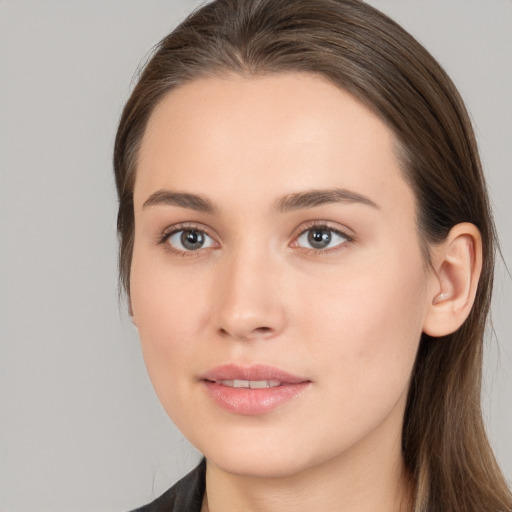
[0,1,510,511]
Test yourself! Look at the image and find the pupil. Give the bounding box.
[181,230,204,250]
[308,229,331,249]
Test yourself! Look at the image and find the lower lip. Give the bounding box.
[203,381,310,415]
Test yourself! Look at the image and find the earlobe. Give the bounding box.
[423,223,483,337]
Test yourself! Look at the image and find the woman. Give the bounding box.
[114,0,512,510]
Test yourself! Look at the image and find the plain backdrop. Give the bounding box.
[0,1,511,511]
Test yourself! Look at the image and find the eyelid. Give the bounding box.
[290,220,354,252]
[158,222,220,255]
[156,220,353,256]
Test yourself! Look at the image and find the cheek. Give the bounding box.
[129,248,212,406]
[297,250,428,405]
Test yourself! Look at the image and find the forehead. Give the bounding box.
[135,72,414,218]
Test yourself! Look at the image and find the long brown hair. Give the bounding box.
[113,1,512,510]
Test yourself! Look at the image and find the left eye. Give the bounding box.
[296,227,348,250]
[166,229,216,251]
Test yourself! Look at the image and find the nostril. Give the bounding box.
[218,325,273,340]
[254,327,272,334]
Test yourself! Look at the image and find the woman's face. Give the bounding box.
[130,73,434,477]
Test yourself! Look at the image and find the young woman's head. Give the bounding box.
[114,0,511,510]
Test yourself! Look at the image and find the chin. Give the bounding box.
[208,451,311,479]
[197,432,330,479]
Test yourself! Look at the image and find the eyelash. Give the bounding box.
[293,221,354,255]
[158,222,217,257]
[158,221,354,257]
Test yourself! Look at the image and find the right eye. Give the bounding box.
[164,229,216,252]
[295,226,350,251]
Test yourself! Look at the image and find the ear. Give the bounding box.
[423,223,483,337]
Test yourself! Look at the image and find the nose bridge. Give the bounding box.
[214,237,286,340]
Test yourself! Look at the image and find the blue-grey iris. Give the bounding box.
[181,230,205,250]
[308,229,331,249]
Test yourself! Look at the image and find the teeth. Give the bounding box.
[249,379,281,389]
[218,379,281,388]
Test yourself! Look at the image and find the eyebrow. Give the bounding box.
[274,188,379,212]
[142,190,218,213]
[142,187,379,213]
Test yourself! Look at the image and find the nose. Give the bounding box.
[213,246,287,341]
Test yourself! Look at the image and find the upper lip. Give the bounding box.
[200,364,309,384]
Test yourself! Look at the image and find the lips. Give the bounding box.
[199,364,311,415]
[217,379,281,388]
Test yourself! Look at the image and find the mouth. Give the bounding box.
[200,363,308,384]
[199,364,311,415]
[212,379,282,388]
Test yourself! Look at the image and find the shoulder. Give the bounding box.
[129,459,206,512]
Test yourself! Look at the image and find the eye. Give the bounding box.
[165,229,216,252]
[295,225,350,251]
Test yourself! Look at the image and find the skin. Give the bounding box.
[129,73,479,512]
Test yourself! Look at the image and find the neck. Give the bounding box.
[201,416,414,512]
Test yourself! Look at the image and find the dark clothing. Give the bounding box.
[131,459,206,512]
